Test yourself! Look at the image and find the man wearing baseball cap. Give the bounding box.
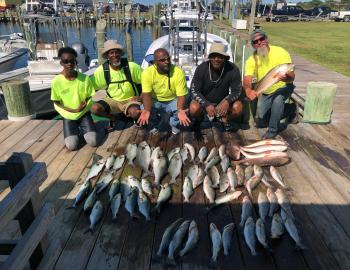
[91,40,143,128]
[189,43,243,131]
[243,29,296,139]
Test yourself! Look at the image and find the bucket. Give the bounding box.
[303,82,337,124]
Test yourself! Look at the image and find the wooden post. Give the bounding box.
[96,19,107,65]
[125,23,133,61]
[220,0,223,20]
[1,80,33,121]
[303,82,337,124]
[5,153,43,269]
[248,0,257,36]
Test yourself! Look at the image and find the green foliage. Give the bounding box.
[261,21,350,76]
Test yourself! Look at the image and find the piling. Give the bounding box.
[96,19,107,65]
[1,80,33,121]
[125,23,134,61]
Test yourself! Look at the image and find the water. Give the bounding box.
[0,22,155,66]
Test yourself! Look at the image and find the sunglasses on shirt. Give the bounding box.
[253,36,266,45]
[156,57,171,63]
[61,59,76,64]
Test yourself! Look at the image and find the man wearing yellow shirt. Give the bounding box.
[243,29,296,139]
[51,47,98,150]
[91,40,142,128]
[138,48,191,134]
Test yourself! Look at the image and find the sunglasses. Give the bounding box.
[253,36,266,45]
[156,57,171,63]
[61,59,76,64]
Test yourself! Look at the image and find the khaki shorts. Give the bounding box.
[99,97,141,116]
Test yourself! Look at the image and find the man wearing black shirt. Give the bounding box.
[189,43,243,131]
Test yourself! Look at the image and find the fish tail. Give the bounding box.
[83,228,93,235]
[178,249,186,257]
[166,256,176,267]
[295,242,307,250]
[209,258,218,269]
[251,249,257,256]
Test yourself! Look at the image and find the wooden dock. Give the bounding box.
[0,118,349,269]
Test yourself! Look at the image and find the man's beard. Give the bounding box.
[110,61,121,67]
[257,45,269,59]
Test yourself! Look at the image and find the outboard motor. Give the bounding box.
[72,43,90,72]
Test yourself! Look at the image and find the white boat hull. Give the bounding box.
[0,48,28,74]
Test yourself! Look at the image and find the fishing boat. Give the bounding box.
[0,14,90,118]
[0,33,28,74]
[142,1,231,87]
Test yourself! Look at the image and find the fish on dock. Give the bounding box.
[86,200,103,234]
[210,223,222,267]
[167,220,191,266]
[222,223,235,256]
[179,220,199,257]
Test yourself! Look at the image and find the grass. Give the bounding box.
[259,21,350,77]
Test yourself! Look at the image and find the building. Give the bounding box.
[0,0,22,9]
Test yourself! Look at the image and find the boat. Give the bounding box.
[141,1,232,88]
[0,14,90,118]
[0,33,28,74]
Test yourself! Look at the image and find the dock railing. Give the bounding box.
[0,152,57,270]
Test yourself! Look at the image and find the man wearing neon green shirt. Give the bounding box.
[243,29,296,139]
[138,48,191,135]
[91,40,142,128]
[51,47,98,151]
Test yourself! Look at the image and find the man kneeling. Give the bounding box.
[190,43,243,131]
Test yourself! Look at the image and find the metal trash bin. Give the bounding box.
[303,82,337,124]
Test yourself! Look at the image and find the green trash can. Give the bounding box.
[303,82,337,124]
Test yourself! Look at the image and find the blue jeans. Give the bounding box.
[150,99,180,132]
[257,84,295,134]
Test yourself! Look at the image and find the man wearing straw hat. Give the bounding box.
[189,43,243,131]
[91,40,143,128]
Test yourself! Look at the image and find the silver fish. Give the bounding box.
[141,178,153,196]
[167,220,191,265]
[182,176,194,202]
[210,223,222,267]
[150,146,161,168]
[153,152,168,186]
[236,149,291,167]
[245,175,261,198]
[96,172,114,194]
[245,165,254,182]
[258,192,269,222]
[267,188,278,217]
[136,141,152,176]
[128,175,142,192]
[218,144,226,160]
[105,154,116,171]
[120,178,131,202]
[271,213,284,239]
[87,200,103,233]
[138,192,151,221]
[168,153,182,184]
[85,158,105,182]
[244,217,257,256]
[275,189,294,219]
[167,147,181,161]
[253,165,264,178]
[184,143,195,161]
[256,218,269,250]
[108,178,120,201]
[70,180,91,209]
[219,173,230,193]
[261,174,274,189]
[192,167,205,189]
[270,166,286,188]
[240,196,253,227]
[83,187,97,212]
[110,193,121,220]
[179,220,199,257]
[244,139,288,148]
[222,223,235,256]
[227,167,238,191]
[205,156,221,173]
[235,164,245,186]
[125,143,137,166]
[220,155,230,173]
[180,147,188,164]
[205,147,219,164]
[204,175,215,203]
[153,183,172,213]
[156,218,184,258]
[214,191,242,206]
[113,154,125,171]
[187,164,199,182]
[208,165,220,188]
[284,216,306,249]
[198,146,208,163]
[125,187,138,218]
